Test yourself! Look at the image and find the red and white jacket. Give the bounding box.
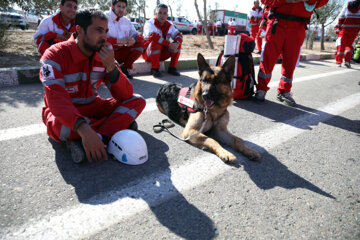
[34,10,75,55]
[261,0,328,18]
[105,9,144,48]
[335,2,360,34]
[40,34,133,131]
[249,6,263,27]
[143,18,183,48]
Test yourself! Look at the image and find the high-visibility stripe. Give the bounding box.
[64,72,87,83]
[114,106,137,118]
[258,71,272,79]
[281,75,293,83]
[150,50,161,55]
[71,96,96,105]
[90,72,105,81]
[41,79,65,88]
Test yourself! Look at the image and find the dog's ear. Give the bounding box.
[221,55,235,81]
[197,53,210,76]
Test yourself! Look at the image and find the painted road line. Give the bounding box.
[0,68,357,142]
[268,69,356,88]
[2,92,359,240]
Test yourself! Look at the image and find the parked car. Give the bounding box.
[25,10,42,26]
[132,21,140,31]
[0,11,28,30]
[167,16,197,35]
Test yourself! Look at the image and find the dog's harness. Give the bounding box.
[178,83,203,113]
[153,83,208,141]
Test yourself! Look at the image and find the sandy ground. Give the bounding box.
[0,30,336,68]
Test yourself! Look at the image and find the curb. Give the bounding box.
[0,53,335,87]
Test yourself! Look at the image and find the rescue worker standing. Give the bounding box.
[142,4,183,78]
[34,0,77,55]
[39,9,146,163]
[334,0,360,68]
[249,0,263,54]
[106,0,145,79]
[228,18,237,35]
[254,0,328,107]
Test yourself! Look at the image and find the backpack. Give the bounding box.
[216,34,256,100]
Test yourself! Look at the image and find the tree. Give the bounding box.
[313,0,345,50]
[132,0,146,33]
[194,0,213,49]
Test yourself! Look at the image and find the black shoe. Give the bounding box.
[120,66,133,79]
[151,68,162,78]
[254,90,266,102]
[168,67,180,76]
[66,140,86,163]
[256,51,261,54]
[128,120,138,131]
[277,92,296,107]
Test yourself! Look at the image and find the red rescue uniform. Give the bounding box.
[334,2,360,64]
[34,11,75,56]
[257,0,328,94]
[142,18,183,69]
[250,6,263,51]
[40,34,146,142]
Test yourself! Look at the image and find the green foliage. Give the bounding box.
[314,0,346,26]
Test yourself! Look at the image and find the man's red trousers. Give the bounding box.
[257,19,305,93]
[43,95,146,142]
[142,41,181,69]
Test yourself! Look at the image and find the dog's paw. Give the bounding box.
[248,152,261,161]
[218,149,237,163]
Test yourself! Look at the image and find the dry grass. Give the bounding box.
[0,31,336,68]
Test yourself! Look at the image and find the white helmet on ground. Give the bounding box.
[108,130,148,165]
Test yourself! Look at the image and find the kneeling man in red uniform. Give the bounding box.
[40,8,146,163]
[142,4,183,78]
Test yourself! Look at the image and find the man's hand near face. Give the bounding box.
[99,42,116,72]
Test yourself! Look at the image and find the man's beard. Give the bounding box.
[83,35,105,52]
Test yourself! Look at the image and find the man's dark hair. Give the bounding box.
[75,8,108,34]
[156,4,168,12]
[112,0,127,6]
[61,0,78,5]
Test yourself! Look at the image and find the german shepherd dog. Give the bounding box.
[156,53,261,163]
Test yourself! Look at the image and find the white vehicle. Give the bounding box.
[25,10,42,26]
[167,16,197,35]
[211,9,250,35]
[0,11,28,30]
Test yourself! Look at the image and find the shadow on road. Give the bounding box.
[241,142,336,199]
[0,83,44,111]
[234,99,360,135]
[50,131,216,240]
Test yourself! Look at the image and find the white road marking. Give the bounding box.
[0,69,356,142]
[2,92,359,240]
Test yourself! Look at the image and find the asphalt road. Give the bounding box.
[0,59,359,240]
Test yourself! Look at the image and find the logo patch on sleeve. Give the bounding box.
[41,64,55,80]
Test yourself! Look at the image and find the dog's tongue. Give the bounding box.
[205,100,214,108]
